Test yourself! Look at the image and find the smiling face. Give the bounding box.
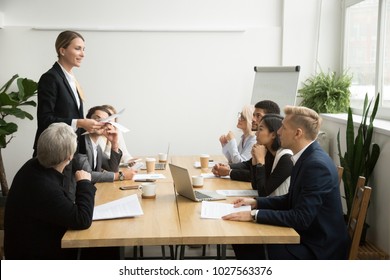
[59,37,85,72]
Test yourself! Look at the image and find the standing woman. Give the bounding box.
[33,30,103,156]
[219,105,256,163]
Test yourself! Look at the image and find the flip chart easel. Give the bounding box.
[251,66,300,114]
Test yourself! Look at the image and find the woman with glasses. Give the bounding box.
[219,105,256,163]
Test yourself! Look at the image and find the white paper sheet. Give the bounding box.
[200,201,251,219]
[200,173,230,179]
[216,190,258,197]
[193,161,219,168]
[133,173,166,180]
[92,194,143,220]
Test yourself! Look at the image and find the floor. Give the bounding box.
[124,244,236,260]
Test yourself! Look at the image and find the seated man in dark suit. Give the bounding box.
[75,105,136,183]
[212,100,281,182]
[223,105,349,259]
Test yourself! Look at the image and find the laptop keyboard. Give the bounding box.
[194,191,212,199]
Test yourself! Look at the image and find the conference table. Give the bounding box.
[61,155,300,259]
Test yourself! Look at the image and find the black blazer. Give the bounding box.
[4,158,96,259]
[33,62,84,154]
[256,141,349,259]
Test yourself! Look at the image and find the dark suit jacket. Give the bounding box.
[256,141,349,259]
[4,158,96,259]
[33,62,84,153]
[74,135,122,183]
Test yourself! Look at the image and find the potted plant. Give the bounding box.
[298,69,352,113]
[0,74,38,196]
[337,93,380,222]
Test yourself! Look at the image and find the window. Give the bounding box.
[343,0,390,118]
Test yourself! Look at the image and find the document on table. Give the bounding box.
[216,190,258,197]
[193,161,218,168]
[201,201,251,219]
[93,194,143,220]
[200,173,230,179]
[133,173,166,180]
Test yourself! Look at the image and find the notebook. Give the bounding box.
[169,163,226,202]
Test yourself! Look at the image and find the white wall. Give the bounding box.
[1,0,342,183]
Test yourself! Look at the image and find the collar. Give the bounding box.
[291,140,315,165]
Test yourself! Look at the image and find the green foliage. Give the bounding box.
[337,93,380,218]
[0,74,38,148]
[298,70,352,113]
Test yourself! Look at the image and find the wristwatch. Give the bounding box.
[250,209,257,221]
[118,171,125,181]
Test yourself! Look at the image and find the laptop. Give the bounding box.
[169,163,226,202]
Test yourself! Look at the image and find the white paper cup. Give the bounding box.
[200,154,210,170]
[145,158,156,173]
[139,183,156,198]
[192,175,204,188]
[158,153,167,163]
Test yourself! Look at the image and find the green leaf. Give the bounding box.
[0,92,19,106]
[0,74,19,94]
[0,121,18,135]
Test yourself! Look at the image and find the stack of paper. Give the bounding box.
[92,194,143,221]
[200,201,251,219]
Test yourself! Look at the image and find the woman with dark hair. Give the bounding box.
[250,114,293,196]
[213,114,293,197]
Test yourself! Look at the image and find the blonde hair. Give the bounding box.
[284,105,322,140]
[55,30,84,58]
[241,104,255,133]
[37,123,77,168]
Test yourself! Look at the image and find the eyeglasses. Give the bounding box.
[237,112,246,121]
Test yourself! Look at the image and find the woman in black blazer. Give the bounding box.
[33,30,103,156]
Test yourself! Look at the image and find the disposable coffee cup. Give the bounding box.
[158,153,167,163]
[200,154,210,170]
[139,183,156,198]
[192,175,204,188]
[145,158,156,173]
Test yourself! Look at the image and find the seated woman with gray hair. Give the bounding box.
[4,122,96,259]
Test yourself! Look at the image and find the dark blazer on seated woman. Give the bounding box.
[33,62,84,154]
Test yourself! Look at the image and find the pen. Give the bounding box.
[119,185,139,190]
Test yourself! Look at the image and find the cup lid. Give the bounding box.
[145,157,156,161]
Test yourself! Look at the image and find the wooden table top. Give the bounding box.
[62,155,299,248]
[170,155,300,245]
